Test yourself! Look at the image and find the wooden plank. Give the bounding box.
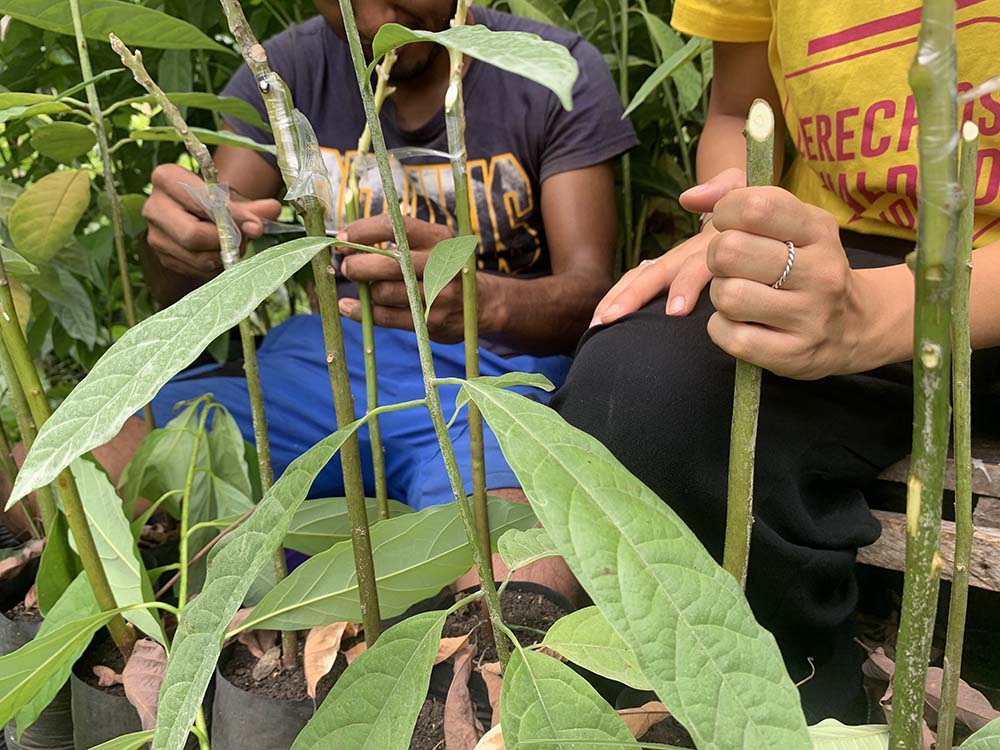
[878,440,1000,499]
[858,510,1000,592]
[974,496,1000,527]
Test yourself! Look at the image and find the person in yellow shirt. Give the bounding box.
[552,0,1000,723]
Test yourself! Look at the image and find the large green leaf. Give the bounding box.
[152,420,369,750]
[14,573,97,735]
[463,382,810,750]
[0,606,115,727]
[292,610,448,750]
[69,460,164,642]
[0,0,228,52]
[640,13,703,114]
[423,235,478,316]
[34,510,77,615]
[242,496,535,631]
[85,730,155,750]
[0,179,24,222]
[501,648,637,749]
[507,0,574,28]
[34,267,98,348]
[540,606,651,691]
[7,170,91,263]
[8,236,337,507]
[110,92,269,131]
[808,720,888,749]
[30,122,96,162]
[372,24,579,110]
[963,718,1000,749]
[0,94,73,124]
[498,527,558,572]
[285,497,413,555]
[128,127,276,155]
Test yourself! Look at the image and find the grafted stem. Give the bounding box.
[218,0,383,645]
[722,99,774,588]
[935,121,979,750]
[890,2,960,748]
[338,0,510,668]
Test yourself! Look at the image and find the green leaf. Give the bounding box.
[14,573,97,734]
[69,460,164,642]
[152,420,369,750]
[372,24,579,111]
[8,236,337,507]
[242,496,536,631]
[1,244,38,278]
[541,607,651,692]
[506,0,574,29]
[206,406,253,501]
[0,93,72,124]
[35,268,98,348]
[34,510,77,615]
[7,170,92,263]
[111,93,269,131]
[0,179,24,222]
[285,496,414,555]
[453,371,555,416]
[292,610,448,750]
[0,0,228,52]
[85,730,155,750]
[0,606,115,727]
[156,51,192,115]
[623,36,701,117]
[498,527,558,572]
[640,14,703,114]
[128,127,275,154]
[463,382,810,750]
[963,718,1000,749]
[30,122,96,162]
[501,648,637,749]
[808,720,888,749]
[422,235,478,316]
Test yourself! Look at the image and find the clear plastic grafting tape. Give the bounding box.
[181,182,241,270]
[285,109,335,217]
[351,147,455,180]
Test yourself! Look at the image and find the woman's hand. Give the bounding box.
[590,168,746,327]
[706,186,899,379]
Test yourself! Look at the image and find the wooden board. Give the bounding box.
[858,509,1000,592]
[877,439,1000,499]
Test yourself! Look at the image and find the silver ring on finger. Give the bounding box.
[771,240,795,289]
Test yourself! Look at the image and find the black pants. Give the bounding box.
[551,236,1000,723]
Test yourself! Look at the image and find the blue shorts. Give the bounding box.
[151,314,570,510]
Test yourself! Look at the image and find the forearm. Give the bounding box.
[479,270,609,355]
[852,239,1000,371]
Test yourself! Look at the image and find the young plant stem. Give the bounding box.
[337,0,511,668]
[618,0,634,270]
[447,0,492,581]
[722,99,774,589]
[218,0,383,645]
[345,52,397,521]
[890,3,960,748]
[935,121,979,750]
[66,0,151,428]
[111,33,298,664]
[176,416,205,612]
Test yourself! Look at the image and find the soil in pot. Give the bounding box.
[211,638,344,750]
[409,698,445,750]
[2,601,74,750]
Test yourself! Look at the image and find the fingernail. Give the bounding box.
[241,221,258,234]
[339,299,358,316]
[588,315,602,328]
[681,184,708,198]
[667,296,686,315]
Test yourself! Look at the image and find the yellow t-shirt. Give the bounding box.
[671,0,1000,248]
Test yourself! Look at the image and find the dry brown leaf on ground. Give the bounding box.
[251,645,282,682]
[435,634,471,665]
[93,666,124,687]
[445,642,483,750]
[0,539,44,581]
[122,639,167,731]
[237,628,278,660]
[223,608,253,648]
[304,622,358,698]
[618,701,670,737]
[23,584,38,611]
[473,724,504,750]
[924,666,1000,732]
[344,641,367,664]
[480,662,503,728]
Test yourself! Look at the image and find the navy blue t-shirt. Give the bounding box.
[221,7,638,277]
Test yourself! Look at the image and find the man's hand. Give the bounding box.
[143,163,282,279]
[338,214,477,344]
